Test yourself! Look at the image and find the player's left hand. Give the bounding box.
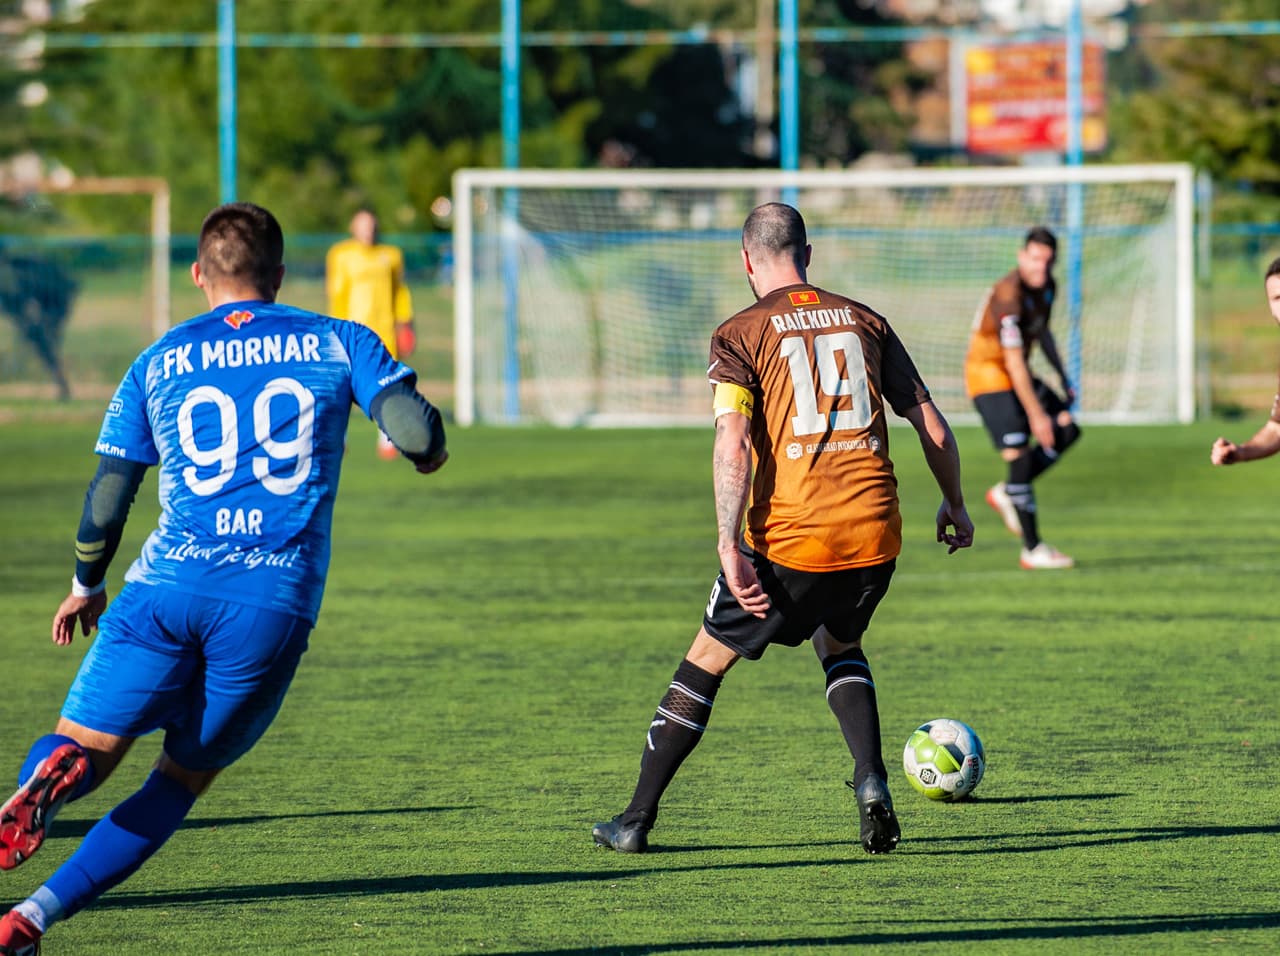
[396,322,417,358]
[719,545,770,619]
[52,590,108,646]
[414,448,449,475]
[936,502,974,554]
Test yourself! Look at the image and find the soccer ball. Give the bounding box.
[902,718,985,801]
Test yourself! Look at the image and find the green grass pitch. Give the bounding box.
[1,412,1279,954]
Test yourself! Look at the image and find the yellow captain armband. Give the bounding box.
[713,382,754,420]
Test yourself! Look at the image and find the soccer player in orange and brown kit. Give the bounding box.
[965,226,1081,570]
[592,202,973,856]
[1210,256,1280,466]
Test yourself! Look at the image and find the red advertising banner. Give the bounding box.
[965,40,1106,155]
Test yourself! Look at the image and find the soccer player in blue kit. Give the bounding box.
[0,202,447,953]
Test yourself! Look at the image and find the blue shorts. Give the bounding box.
[61,584,312,771]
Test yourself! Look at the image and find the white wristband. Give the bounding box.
[71,576,106,598]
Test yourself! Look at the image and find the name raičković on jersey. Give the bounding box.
[708,284,930,572]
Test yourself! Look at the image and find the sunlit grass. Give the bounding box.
[0,418,1277,953]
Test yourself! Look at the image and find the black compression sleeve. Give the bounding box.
[368,379,447,465]
[75,457,148,589]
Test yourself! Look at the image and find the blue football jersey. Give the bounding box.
[95,300,415,622]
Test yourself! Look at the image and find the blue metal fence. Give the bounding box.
[0,225,1275,406]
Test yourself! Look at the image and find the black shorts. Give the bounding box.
[973,378,1068,450]
[702,547,896,661]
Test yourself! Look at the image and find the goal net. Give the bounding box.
[453,165,1194,426]
[0,177,169,402]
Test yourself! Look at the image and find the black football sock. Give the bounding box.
[1028,422,1080,481]
[622,659,722,828]
[1006,452,1039,549]
[1026,446,1057,482]
[823,647,887,788]
[1053,421,1081,458]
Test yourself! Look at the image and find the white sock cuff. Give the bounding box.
[18,885,65,932]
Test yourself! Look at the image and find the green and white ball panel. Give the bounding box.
[902,718,985,801]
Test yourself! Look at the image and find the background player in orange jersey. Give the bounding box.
[1211,257,1280,466]
[592,202,972,857]
[963,227,1080,570]
[327,207,416,459]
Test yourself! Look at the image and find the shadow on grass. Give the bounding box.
[1073,547,1280,573]
[52,805,471,840]
[904,822,1280,855]
[656,821,1280,855]
[962,791,1128,804]
[91,823,1280,911]
[480,911,1280,954]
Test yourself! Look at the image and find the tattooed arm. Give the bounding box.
[712,411,770,618]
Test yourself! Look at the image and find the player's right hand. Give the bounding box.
[52,590,108,646]
[1031,411,1056,450]
[719,545,770,619]
[1210,437,1238,466]
[936,502,974,554]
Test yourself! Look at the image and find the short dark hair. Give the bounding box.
[1265,256,1280,282]
[197,203,283,296]
[1024,226,1057,252]
[742,202,807,268]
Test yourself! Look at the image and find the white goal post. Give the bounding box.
[453,164,1194,427]
[0,175,171,401]
[3,176,172,338]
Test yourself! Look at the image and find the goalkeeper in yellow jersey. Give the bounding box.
[327,208,417,459]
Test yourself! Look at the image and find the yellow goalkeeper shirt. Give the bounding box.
[325,239,413,357]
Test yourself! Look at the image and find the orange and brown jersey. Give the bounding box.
[964,269,1056,398]
[708,283,930,572]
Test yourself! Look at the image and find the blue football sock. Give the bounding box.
[19,734,95,802]
[44,770,196,919]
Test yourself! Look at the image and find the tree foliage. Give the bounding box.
[1109,0,1280,222]
[12,0,1277,235]
[798,0,924,163]
[15,0,755,233]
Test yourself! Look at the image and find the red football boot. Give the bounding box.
[0,743,89,871]
[0,909,42,955]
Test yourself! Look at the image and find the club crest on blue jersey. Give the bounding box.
[223,309,255,330]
